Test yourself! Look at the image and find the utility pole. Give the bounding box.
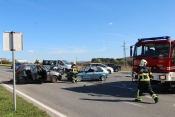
[122,41,127,67]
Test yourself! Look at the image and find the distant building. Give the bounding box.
[17,60,28,63]
[0,58,6,61]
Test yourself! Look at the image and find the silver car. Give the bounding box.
[15,64,62,84]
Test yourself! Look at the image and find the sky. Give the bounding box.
[1,0,175,63]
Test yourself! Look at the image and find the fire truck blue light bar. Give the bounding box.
[138,36,170,42]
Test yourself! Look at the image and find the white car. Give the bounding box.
[87,63,114,74]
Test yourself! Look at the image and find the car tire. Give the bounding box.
[76,76,82,82]
[100,76,106,81]
[17,77,26,84]
[114,68,119,72]
[57,75,62,81]
[51,75,58,83]
[107,70,111,74]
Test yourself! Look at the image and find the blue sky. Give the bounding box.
[1,0,175,62]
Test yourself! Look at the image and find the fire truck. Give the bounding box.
[130,36,175,87]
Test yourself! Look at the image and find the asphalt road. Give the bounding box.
[0,66,175,117]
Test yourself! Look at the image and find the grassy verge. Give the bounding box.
[0,64,11,67]
[0,85,50,117]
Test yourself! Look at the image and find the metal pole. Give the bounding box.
[11,31,16,111]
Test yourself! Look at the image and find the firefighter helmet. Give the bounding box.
[140,59,147,66]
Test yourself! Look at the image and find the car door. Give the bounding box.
[82,66,94,80]
[30,65,38,80]
[43,66,50,81]
[94,66,104,79]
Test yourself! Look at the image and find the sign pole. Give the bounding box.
[11,31,16,111]
[2,31,23,111]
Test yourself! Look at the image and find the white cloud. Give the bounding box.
[27,50,37,53]
[109,22,113,25]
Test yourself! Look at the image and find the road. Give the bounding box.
[0,66,175,117]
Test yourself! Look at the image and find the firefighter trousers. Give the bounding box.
[136,81,157,101]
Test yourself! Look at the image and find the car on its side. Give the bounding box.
[105,63,121,72]
[15,64,62,84]
[86,63,114,74]
[66,65,108,82]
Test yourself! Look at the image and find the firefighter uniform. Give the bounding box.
[70,65,78,83]
[35,59,39,64]
[134,59,159,103]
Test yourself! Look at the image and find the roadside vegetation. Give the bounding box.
[0,85,50,117]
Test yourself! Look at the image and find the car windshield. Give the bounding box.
[134,42,170,57]
[100,64,107,68]
[62,60,71,64]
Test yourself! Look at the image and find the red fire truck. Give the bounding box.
[130,36,175,87]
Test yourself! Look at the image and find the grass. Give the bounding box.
[0,85,50,117]
[0,64,11,67]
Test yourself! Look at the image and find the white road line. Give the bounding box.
[174,104,175,107]
[124,102,144,107]
[0,82,67,117]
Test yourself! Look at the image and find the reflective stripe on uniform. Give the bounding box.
[137,90,142,100]
[152,94,157,99]
[139,73,150,81]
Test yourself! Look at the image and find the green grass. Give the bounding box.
[0,64,11,67]
[0,85,50,117]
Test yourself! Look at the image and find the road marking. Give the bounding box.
[0,82,67,117]
[174,104,175,107]
[124,102,144,107]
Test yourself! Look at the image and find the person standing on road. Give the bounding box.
[134,59,159,103]
[70,64,78,83]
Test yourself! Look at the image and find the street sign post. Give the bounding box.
[2,31,23,111]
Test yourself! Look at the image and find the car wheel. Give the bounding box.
[17,77,26,84]
[51,75,58,83]
[76,76,82,82]
[57,75,62,81]
[100,76,106,81]
[114,68,119,72]
[107,70,111,74]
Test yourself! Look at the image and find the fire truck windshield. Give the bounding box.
[133,42,170,57]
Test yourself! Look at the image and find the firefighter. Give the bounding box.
[35,59,39,64]
[134,59,159,103]
[70,64,78,83]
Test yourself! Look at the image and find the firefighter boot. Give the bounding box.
[154,97,159,103]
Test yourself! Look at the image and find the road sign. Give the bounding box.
[3,32,23,51]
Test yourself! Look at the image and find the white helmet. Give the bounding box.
[140,59,147,66]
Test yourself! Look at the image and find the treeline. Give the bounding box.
[0,60,19,64]
[91,58,132,66]
[76,58,132,67]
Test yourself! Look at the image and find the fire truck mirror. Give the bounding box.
[130,46,133,57]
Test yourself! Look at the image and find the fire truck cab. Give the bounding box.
[130,36,175,87]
